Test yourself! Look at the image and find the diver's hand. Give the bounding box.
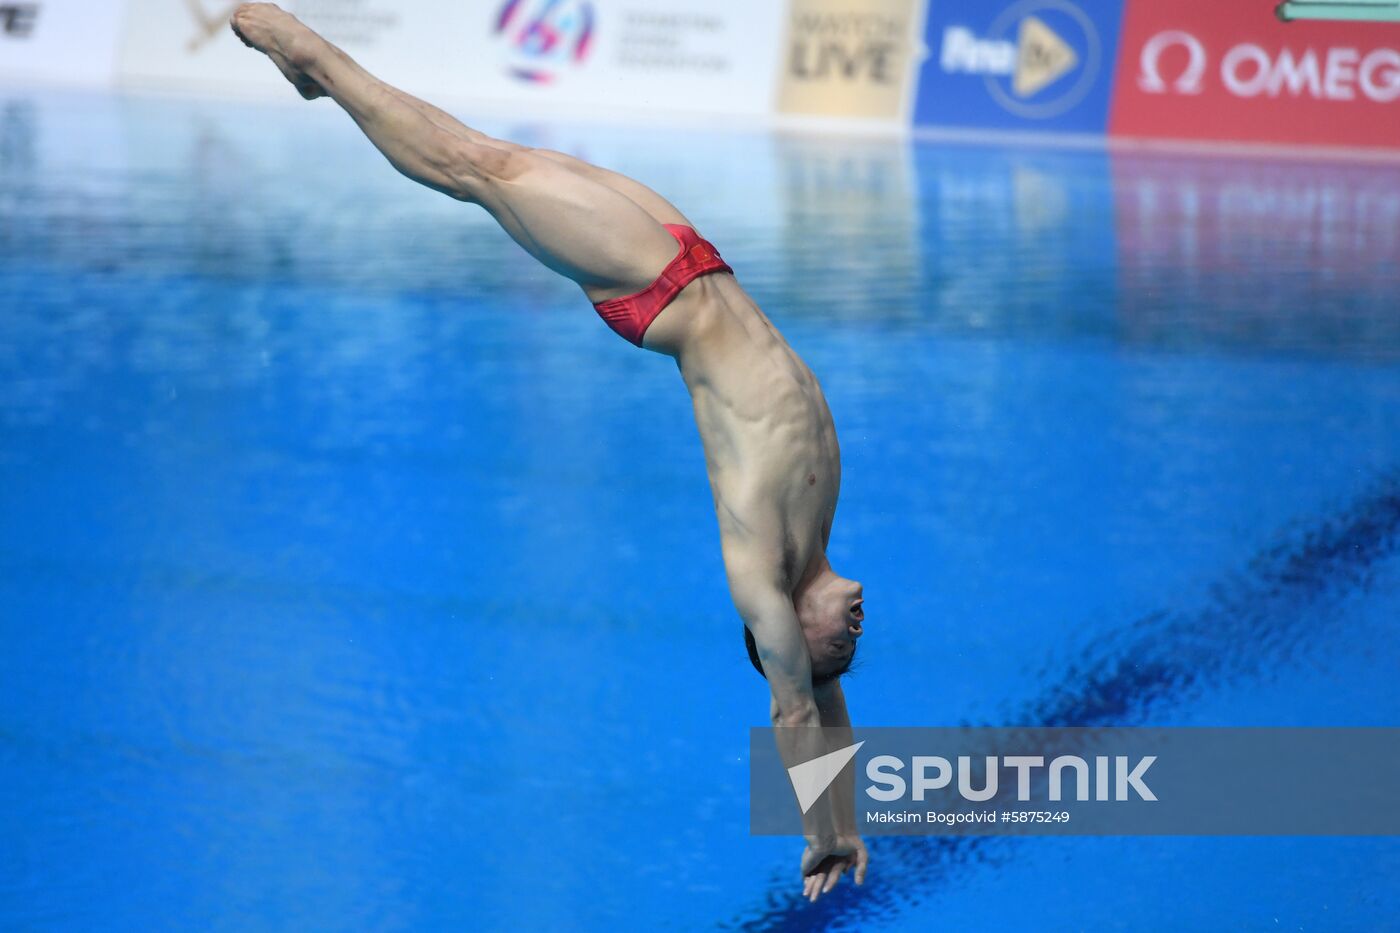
[800,834,868,901]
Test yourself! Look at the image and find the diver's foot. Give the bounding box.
[229,3,326,100]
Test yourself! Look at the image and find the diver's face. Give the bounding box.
[800,577,864,680]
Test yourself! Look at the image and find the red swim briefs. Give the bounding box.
[592,224,733,346]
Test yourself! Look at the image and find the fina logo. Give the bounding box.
[494,0,596,84]
[939,0,1102,119]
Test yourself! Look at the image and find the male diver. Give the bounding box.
[231,3,869,901]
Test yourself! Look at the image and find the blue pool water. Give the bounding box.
[2,88,1399,931]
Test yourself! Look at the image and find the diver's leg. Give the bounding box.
[532,149,694,228]
[373,83,694,228]
[229,3,679,300]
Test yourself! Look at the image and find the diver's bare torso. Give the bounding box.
[645,272,841,596]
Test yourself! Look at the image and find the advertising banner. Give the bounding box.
[118,1,785,118]
[0,0,127,86]
[776,0,926,121]
[913,0,1125,134]
[1110,0,1400,149]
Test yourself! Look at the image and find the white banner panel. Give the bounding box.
[118,0,460,95]
[466,0,786,116]
[118,0,786,117]
[0,0,128,86]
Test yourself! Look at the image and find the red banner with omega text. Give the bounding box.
[1110,0,1400,150]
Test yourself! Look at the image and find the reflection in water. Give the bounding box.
[4,90,1399,363]
[0,99,36,170]
[1113,152,1400,360]
[913,142,1121,340]
[772,133,922,326]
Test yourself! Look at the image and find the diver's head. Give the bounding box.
[743,570,863,685]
